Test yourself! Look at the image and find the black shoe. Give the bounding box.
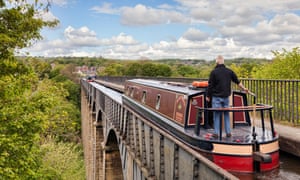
[212,134,219,138]
[226,133,232,137]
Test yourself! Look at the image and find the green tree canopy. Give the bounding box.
[0,66,57,178]
[124,62,142,76]
[139,62,157,76]
[155,63,172,77]
[38,138,85,180]
[254,47,300,79]
[176,65,199,77]
[100,63,124,76]
[0,0,58,59]
[0,1,65,178]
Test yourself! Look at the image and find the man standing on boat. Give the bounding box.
[206,55,248,138]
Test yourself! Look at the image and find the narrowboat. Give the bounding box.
[122,79,279,173]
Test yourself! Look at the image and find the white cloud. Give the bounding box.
[38,0,68,7]
[269,13,300,34]
[63,26,100,46]
[110,33,139,45]
[38,11,58,22]
[120,4,189,26]
[51,0,68,6]
[100,33,139,46]
[182,28,208,41]
[90,2,119,15]
[22,0,300,60]
[24,26,142,58]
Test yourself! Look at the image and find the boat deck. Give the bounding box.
[186,125,276,144]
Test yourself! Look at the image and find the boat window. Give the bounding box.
[156,94,161,110]
[125,86,130,96]
[130,87,134,97]
[142,90,147,103]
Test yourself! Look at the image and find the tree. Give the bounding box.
[35,79,80,142]
[0,61,82,178]
[0,69,67,178]
[0,0,59,178]
[100,63,124,76]
[140,62,158,76]
[254,47,300,79]
[38,138,85,180]
[0,0,58,59]
[60,64,79,83]
[228,63,260,78]
[176,65,199,77]
[124,62,142,76]
[156,64,172,77]
[22,57,52,79]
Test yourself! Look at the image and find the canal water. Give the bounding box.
[232,151,300,180]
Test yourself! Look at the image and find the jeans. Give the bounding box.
[212,96,231,135]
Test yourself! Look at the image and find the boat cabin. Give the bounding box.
[124,79,250,129]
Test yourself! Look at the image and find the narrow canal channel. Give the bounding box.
[232,151,300,180]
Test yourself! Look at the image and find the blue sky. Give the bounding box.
[21,0,300,60]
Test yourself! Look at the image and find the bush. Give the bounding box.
[38,138,85,180]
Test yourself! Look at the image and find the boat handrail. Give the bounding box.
[194,104,276,140]
[196,104,273,112]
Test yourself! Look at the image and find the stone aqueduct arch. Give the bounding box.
[82,92,124,179]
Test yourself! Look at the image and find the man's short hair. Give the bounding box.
[216,55,224,64]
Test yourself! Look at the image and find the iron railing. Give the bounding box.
[240,79,299,126]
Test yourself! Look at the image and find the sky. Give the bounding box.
[21,0,300,60]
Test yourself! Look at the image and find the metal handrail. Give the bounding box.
[195,104,275,140]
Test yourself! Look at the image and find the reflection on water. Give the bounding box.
[232,151,300,180]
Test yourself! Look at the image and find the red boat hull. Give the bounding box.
[212,147,279,173]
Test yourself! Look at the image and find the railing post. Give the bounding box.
[194,109,202,136]
[260,110,265,132]
[269,110,275,137]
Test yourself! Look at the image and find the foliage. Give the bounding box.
[0,60,38,179]
[37,51,299,80]
[49,64,81,108]
[253,47,300,79]
[0,63,59,179]
[44,56,272,79]
[59,64,79,83]
[197,65,213,78]
[0,58,33,78]
[123,62,142,76]
[97,61,173,77]
[35,79,80,142]
[0,1,83,179]
[227,61,264,78]
[37,138,85,180]
[61,79,81,107]
[155,63,172,77]
[0,0,58,59]
[100,62,124,76]
[47,57,107,66]
[176,64,199,77]
[22,57,52,79]
[0,60,82,178]
[93,58,270,78]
